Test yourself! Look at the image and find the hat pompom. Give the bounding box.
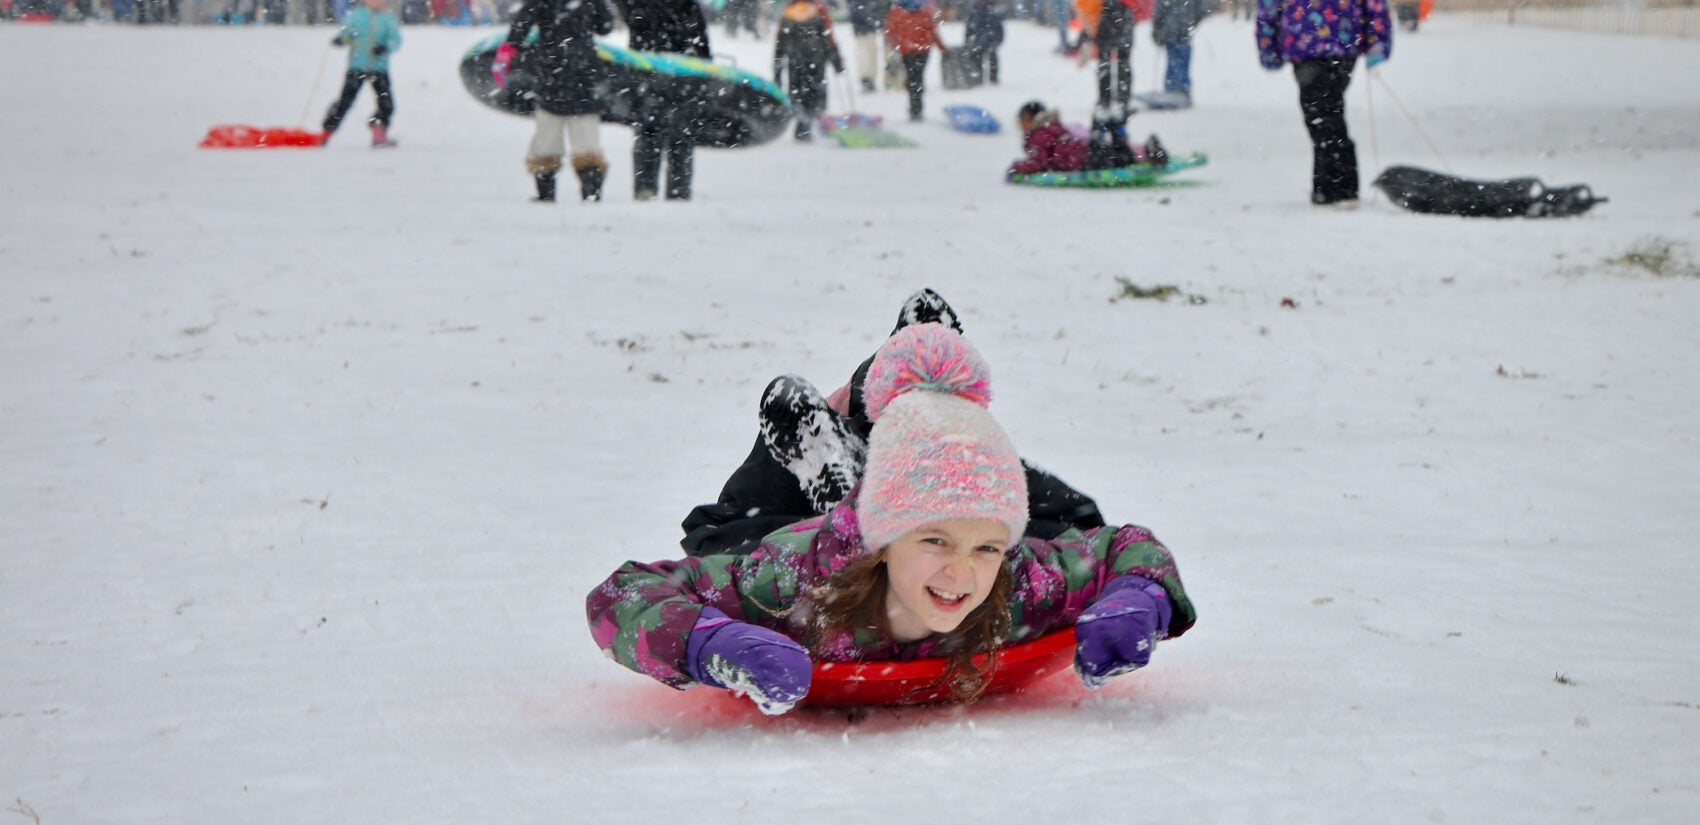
[862,324,992,422]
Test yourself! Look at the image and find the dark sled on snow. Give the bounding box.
[1373,165,1606,218]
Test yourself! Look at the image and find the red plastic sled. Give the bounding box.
[801,627,1077,707]
[198,125,326,149]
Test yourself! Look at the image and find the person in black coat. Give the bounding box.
[611,0,711,200]
[773,0,845,141]
[963,0,1004,87]
[496,0,617,201]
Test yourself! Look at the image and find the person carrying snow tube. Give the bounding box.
[588,322,1197,713]
[321,0,403,148]
[494,0,616,202]
[612,0,713,200]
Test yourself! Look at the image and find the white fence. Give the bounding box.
[1442,0,1700,38]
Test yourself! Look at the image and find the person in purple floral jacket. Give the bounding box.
[1256,0,1392,206]
[586,323,1197,714]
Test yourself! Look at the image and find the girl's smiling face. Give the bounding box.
[881,518,1010,642]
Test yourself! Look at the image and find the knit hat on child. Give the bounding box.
[855,324,1029,553]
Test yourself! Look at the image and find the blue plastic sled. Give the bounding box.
[944,104,1000,134]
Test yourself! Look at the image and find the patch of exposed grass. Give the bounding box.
[1111,276,1207,304]
[1605,236,1699,278]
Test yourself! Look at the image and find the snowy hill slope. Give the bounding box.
[2,16,1698,824]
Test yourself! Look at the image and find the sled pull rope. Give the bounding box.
[839,61,857,116]
[298,41,336,130]
[1371,69,1452,174]
[1365,64,1381,201]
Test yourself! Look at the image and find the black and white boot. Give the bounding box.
[891,288,963,336]
[759,375,866,512]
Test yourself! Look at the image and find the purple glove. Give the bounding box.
[492,42,518,89]
[1074,575,1172,689]
[685,607,812,715]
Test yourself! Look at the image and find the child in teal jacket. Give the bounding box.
[321,0,403,147]
[587,324,1197,714]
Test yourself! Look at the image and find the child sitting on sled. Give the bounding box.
[1007,99,1167,178]
[587,322,1198,714]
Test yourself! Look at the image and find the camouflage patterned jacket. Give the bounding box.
[586,499,1197,689]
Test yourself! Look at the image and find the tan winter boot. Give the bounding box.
[570,152,607,202]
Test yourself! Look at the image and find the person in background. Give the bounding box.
[1151,0,1216,107]
[1048,0,1075,52]
[721,0,762,38]
[773,0,846,141]
[1256,0,1392,206]
[885,0,948,122]
[493,0,616,201]
[1075,0,1137,116]
[320,0,403,148]
[613,0,712,200]
[963,0,1004,87]
[846,0,888,92]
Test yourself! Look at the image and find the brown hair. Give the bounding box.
[803,554,1014,705]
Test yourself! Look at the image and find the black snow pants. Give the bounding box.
[633,95,699,200]
[1294,58,1359,204]
[322,70,394,133]
[1094,2,1133,109]
[901,52,930,119]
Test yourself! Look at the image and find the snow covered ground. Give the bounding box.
[3,13,1699,824]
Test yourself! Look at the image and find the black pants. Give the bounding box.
[785,65,828,138]
[1095,3,1133,108]
[901,52,930,118]
[322,71,394,133]
[1294,59,1359,203]
[634,119,694,200]
[964,47,998,86]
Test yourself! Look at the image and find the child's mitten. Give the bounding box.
[685,608,812,714]
[492,42,518,89]
[1073,575,1171,689]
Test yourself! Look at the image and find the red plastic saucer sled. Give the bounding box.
[198,125,326,149]
[801,627,1077,707]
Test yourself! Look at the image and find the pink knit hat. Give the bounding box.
[855,324,1029,552]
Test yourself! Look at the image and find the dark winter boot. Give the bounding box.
[892,288,963,335]
[1143,134,1169,168]
[533,174,557,202]
[571,152,606,202]
[526,156,562,203]
[759,375,867,513]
